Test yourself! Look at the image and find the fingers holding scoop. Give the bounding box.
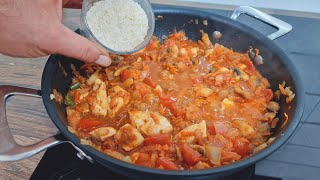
[53,25,112,67]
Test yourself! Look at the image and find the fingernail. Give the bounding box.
[95,55,112,67]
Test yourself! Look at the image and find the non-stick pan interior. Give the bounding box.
[41,5,303,178]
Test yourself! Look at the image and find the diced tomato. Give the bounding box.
[211,134,233,149]
[221,151,241,162]
[242,58,255,73]
[140,145,158,153]
[120,69,132,82]
[180,131,194,136]
[159,93,173,101]
[145,37,159,51]
[159,94,175,107]
[77,118,104,132]
[149,42,159,49]
[180,144,203,166]
[169,31,185,40]
[192,77,202,85]
[72,90,81,104]
[161,100,173,108]
[133,83,150,97]
[157,157,179,170]
[170,105,186,117]
[135,153,153,167]
[233,138,251,156]
[207,123,216,136]
[163,39,175,47]
[144,134,172,145]
[159,94,186,117]
[261,89,274,102]
[143,77,156,88]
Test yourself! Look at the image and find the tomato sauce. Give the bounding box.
[65,32,279,170]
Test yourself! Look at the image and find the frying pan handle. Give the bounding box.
[230,6,292,40]
[0,85,65,161]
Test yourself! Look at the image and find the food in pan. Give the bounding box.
[63,31,288,170]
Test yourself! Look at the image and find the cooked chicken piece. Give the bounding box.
[67,126,77,134]
[66,107,81,129]
[108,86,130,98]
[109,97,124,115]
[104,149,125,160]
[196,87,213,98]
[115,124,144,151]
[122,156,132,163]
[174,120,207,143]
[149,112,173,134]
[232,120,255,138]
[104,149,132,162]
[107,86,130,116]
[89,127,117,141]
[91,79,109,117]
[129,110,153,132]
[129,111,173,136]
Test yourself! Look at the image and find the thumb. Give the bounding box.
[52,25,112,67]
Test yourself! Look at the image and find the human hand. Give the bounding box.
[0,0,112,67]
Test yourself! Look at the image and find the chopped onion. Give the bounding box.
[205,145,222,166]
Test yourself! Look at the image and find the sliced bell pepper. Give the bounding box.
[157,157,179,170]
[77,118,104,132]
[144,134,172,145]
[180,143,203,166]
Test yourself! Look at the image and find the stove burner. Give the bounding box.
[30,143,281,180]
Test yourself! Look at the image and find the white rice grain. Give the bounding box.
[86,0,149,52]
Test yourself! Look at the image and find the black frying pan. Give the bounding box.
[0,5,304,179]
